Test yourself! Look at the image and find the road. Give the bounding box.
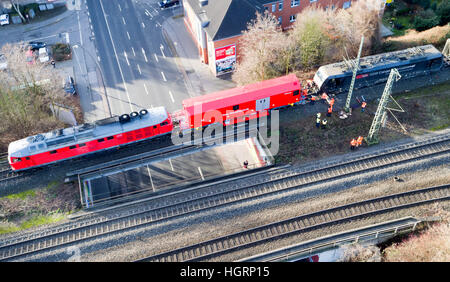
[86,0,190,116]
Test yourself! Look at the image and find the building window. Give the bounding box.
[265,6,268,11]
[291,0,299,7]
[272,4,276,12]
[324,5,328,11]
[331,4,335,10]
[290,14,297,22]
[343,1,351,9]
[278,16,282,25]
[279,2,283,11]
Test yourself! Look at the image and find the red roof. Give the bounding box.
[182,74,300,114]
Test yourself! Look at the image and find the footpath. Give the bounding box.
[161,14,236,98]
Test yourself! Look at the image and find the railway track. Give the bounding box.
[137,184,450,262]
[0,132,448,261]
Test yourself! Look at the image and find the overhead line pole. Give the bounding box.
[366,68,402,145]
[344,36,364,112]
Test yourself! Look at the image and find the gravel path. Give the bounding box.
[20,150,449,262]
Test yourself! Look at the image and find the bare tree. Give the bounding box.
[290,7,333,70]
[232,11,286,85]
[9,0,26,23]
[330,0,381,58]
[0,43,81,150]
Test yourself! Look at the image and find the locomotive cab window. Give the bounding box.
[293,90,299,96]
[97,138,105,143]
[78,143,86,147]
[153,125,158,129]
[107,136,114,140]
[12,158,22,163]
[160,121,169,126]
[50,150,57,154]
[25,157,30,160]
[233,105,239,111]
[69,145,77,149]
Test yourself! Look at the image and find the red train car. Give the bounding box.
[8,107,173,171]
[180,74,304,128]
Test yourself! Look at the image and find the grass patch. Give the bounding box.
[19,212,66,230]
[2,189,36,200]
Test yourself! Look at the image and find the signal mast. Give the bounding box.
[344,36,364,113]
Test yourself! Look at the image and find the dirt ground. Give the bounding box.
[275,80,450,164]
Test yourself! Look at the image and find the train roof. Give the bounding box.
[316,45,442,79]
[182,74,300,114]
[8,107,168,158]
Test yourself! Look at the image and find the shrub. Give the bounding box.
[51,43,72,61]
[413,9,440,31]
[436,1,450,25]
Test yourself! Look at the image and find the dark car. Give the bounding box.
[28,41,47,51]
[158,0,180,9]
[63,76,76,95]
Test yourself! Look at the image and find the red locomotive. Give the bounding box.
[8,74,305,171]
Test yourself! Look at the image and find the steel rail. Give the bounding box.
[0,133,448,261]
[136,184,450,262]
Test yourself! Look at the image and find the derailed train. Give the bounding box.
[8,44,445,171]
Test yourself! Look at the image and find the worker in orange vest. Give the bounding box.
[350,138,357,150]
[321,93,329,104]
[329,98,335,106]
[327,105,333,117]
[310,95,316,105]
[357,136,364,147]
[361,101,367,113]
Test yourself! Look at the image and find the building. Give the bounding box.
[183,0,386,76]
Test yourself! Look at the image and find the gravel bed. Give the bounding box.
[18,150,449,262]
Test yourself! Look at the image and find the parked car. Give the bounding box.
[38,47,50,63]
[0,14,9,26]
[63,76,76,95]
[28,41,47,51]
[158,0,180,9]
[0,54,7,71]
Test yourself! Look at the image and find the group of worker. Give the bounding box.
[315,113,327,129]
[350,136,364,150]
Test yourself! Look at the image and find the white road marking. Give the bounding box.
[122,17,126,25]
[118,3,121,11]
[65,32,70,44]
[97,56,100,62]
[169,90,174,103]
[154,53,159,62]
[99,0,133,112]
[131,47,136,56]
[198,167,205,181]
[77,12,83,46]
[160,45,166,58]
[161,71,167,81]
[124,51,130,66]
[142,48,148,62]
[137,64,142,75]
[126,31,130,40]
[143,83,149,95]
[142,22,145,28]
[169,159,174,171]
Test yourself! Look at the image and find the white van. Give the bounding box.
[39,47,49,63]
[0,14,9,26]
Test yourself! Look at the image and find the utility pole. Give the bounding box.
[344,36,364,112]
[366,68,402,145]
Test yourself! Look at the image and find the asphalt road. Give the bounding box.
[86,0,190,116]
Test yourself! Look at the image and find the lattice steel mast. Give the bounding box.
[366,68,402,145]
[344,36,364,112]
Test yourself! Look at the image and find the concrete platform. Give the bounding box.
[79,137,273,208]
